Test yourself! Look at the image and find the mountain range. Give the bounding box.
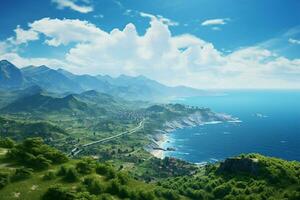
[0,60,205,101]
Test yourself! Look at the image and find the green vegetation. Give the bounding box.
[6,138,68,169]
[0,139,299,200]
[0,139,185,200]
[0,116,66,141]
[0,75,299,200]
[159,154,300,200]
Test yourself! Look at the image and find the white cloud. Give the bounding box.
[0,52,69,69]
[14,26,39,44]
[288,38,300,45]
[3,17,300,89]
[52,0,93,13]
[140,12,179,26]
[201,18,230,26]
[29,18,107,46]
[0,41,9,54]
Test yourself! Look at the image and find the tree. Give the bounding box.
[0,172,10,189]
[76,158,95,174]
[63,168,79,182]
[0,137,15,148]
[43,185,76,200]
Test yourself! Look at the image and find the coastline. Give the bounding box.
[149,133,168,159]
[148,111,240,159]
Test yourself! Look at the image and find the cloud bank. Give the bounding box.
[1,16,300,89]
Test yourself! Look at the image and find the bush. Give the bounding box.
[12,168,33,181]
[76,158,95,174]
[106,179,121,195]
[7,138,68,169]
[0,138,15,148]
[96,164,116,180]
[117,173,130,184]
[213,184,232,199]
[99,194,114,200]
[43,185,76,200]
[63,167,79,182]
[82,176,105,195]
[43,171,56,180]
[57,165,68,176]
[0,172,10,189]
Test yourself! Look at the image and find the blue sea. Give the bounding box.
[164,90,300,164]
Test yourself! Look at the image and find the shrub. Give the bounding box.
[106,179,121,195]
[63,167,79,182]
[82,176,105,195]
[57,165,68,176]
[12,168,33,181]
[43,171,56,180]
[96,164,116,180]
[7,138,67,169]
[43,185,76,200]
[99,194,114,200]
[0,138,15,148]
[76,158,95,174]
[117,172,130,184]
[213,184,232,199]
[0,172,10,189]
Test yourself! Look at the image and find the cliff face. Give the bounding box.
[218,157,260,175]
[162,111,237,133]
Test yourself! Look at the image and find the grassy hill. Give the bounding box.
[159,154,300,200]
[0,138,184,200]
[0,139,299,200]
[0,93,92,115]
[0,116,66,141]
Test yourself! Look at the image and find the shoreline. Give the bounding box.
[149,133,168,159]
[148,111,240,159]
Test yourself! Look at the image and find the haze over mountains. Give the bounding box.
[0,60,205,101]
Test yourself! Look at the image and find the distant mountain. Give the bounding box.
[1,92,91,114]
[1,60,206,102]
[104,74,205,101]
[75,90,116,105]
[21,65,83,93]
[0,60,24,89]
[0,89,135,116]
[57,68,206,101]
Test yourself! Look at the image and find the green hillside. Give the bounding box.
[0,117,66,141]
[1,93,92,115]
[159,154,300,200]
[0,139,299,200]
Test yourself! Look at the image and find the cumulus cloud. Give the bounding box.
[14,26,39,44]
[201,18,230,26]
[52,0,93,13]
[29,18,107,46]
[2,17,300,89]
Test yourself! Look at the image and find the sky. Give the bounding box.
[0,0,300,89]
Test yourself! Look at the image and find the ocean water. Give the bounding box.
[164,90,300,164]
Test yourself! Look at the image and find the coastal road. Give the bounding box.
[69,119,145,156]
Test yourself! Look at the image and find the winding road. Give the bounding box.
[69,119,145,157]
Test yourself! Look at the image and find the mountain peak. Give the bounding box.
[0,59,13,65]
[0,60,24,89]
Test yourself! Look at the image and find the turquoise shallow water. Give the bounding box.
[164,90,300,164]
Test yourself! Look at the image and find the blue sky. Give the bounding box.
[0,0,300,88]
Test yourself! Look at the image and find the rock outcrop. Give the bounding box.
[218,157,260,175]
